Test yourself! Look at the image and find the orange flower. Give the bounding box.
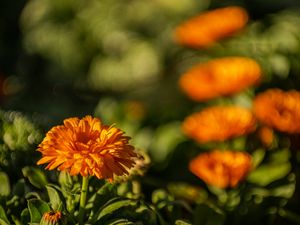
[179,57,262,101]
[253,89,300,133]
[189,150,252,188]
[174,6,248,48]
[37,116,137,180]
[182,106,256,143]
[40,211,62,225]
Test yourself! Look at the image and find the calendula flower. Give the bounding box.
[253,89,300,133]
[189,150,252,188]
[179,57,262,101]
[182,106,256,143]
[37,116,137,180]
[40,211,63,225]
[174,6,248,48]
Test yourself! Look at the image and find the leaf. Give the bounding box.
[251,149,266,168]
[0,205,10,225]
[193,203,225,225]
[27,199,50,223]
[93,197,135,222]
[58,171,73,189]
[21,209,30,225]
[87,181,117,210]
[270,184,295,198]
[105,218,135,225]
[247,163,291,186]
[0,172,10,197]
[175,219,192,225]
[46,185,64,211]
[22,166,48,189]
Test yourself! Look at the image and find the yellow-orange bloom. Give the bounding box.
[179,57,262,101]
[40,211,62,225]
[37,116,137,180]
[253,89,300,133]
[182,106,256,143]
[189,150,252,188]
[174,6,248,48]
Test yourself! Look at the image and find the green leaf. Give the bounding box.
[105,218,135,225]
[22,166,48,189]
[0,205,10,225]
[270,181,295,198]
[21,209,30,225]
[193,203,225,225]
[175,219,192,225]
[247,163,291,186]
[27,199,50,223]
[87,181,117,210]
[0,172,10,197]
[58,171,73,189]
[46,185,64,211]
[94,197,135,221]
[251,149,266,168]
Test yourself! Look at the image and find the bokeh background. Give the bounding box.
[2,0,300,224]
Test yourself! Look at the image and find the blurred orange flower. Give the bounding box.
[37,116,137,180]
[189,150,252,188]
[182,106,256,143]
[174,6,248,48]
[179,57,262,101]
[253,89,300,133]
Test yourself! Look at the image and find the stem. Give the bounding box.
[78,176,89,225]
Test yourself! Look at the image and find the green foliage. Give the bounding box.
[45,185,64,211]
[0,172,10,197]
[22,166,48,189]
[0,205,10,225]
[27,199,50,223]
[0,111,42,170]
[248,149,291,186]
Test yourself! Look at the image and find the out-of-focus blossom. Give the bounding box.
[257,126,274,147]
[40,211,63,225]
[253,89,300,133]
[179,57,262,101]
[37,116,137,180]
[182,106,256,143]
[124,100,146,121]
[189,150,252,188]
[174,6,248,48]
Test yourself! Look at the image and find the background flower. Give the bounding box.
[37,115,137,180]
[189,150,252,188]
[174,6,248,48]
[182,106,256,143]
[253,89,300,133]
[179,57,262,101]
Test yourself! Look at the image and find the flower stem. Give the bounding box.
[78,176,89,225]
